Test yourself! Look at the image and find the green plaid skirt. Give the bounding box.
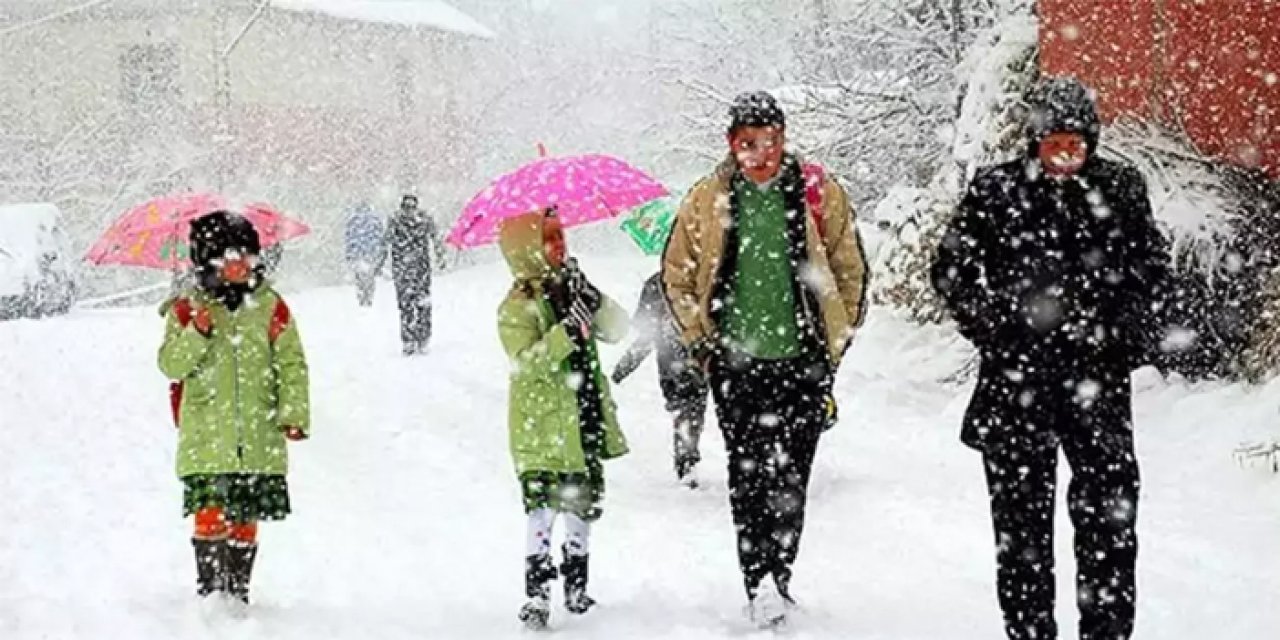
[182,474,291,523]
[519,458,605,522]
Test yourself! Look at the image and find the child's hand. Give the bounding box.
[193,306,213,336]
[283,426,307,441]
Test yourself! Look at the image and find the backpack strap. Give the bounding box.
[268,298,292,344]
[168,297,193,428]
[172,298,194,328]
[803,163,826,240]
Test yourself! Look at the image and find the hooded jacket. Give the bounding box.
[345,205,386,266]
[931,78,1172,449]
[496,212,629,475]
[932,77,1171,373]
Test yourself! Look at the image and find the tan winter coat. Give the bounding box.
[661,155,869,365]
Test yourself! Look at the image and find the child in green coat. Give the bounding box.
[496,209,629,630]
[158,211,310,606]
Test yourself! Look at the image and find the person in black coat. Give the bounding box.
[931,77,1171,640]
[612,272,708,485]
[388,194,443,356]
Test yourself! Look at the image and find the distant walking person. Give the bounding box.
[612,272,709,487]
[389,194,442,355]
[345,202,386,307]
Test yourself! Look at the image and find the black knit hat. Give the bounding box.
[1025,76,1101,150]
[189,210,261,268]
[727,91,786,135]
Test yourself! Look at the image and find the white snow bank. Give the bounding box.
[0,203,64,296]
[272,0,495,39]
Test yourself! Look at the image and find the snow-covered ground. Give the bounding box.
[1,254,1277,639]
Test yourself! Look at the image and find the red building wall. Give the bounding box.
[1040,0,1280,179]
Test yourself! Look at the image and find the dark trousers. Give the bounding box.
[976,368,1140,640]
[353,269,376,307]
[666,386,707,471]
[394,277,432,349]
[709,352,825,598]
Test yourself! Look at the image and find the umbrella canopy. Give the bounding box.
[620,196,680,256]
[85,194,310,270]
[448,154,668,249]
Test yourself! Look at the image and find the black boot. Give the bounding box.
[225,541,258,605]
[192,538,227,597]
[518,554,555,630]
[774,568,797,609]
[561,546,596,615]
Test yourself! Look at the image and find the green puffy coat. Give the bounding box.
[497,212,629,476]
[158,286,310,478]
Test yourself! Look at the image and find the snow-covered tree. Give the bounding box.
[867,5,1038,323]
[784,0,1009,211]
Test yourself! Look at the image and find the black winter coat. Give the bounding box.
[388,208,438,288]
[613,273,706,406]
[932,157,1171,374]
[932,156,1172,450]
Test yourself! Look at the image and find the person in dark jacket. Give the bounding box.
[611,272,709,486]
[931,77,1171,640]
[388,194,442,355]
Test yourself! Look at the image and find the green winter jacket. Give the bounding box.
[158,285,310,478]
[497,212,629,476]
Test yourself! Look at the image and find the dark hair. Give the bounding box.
[727,91,786,135]
[189,210,261,268]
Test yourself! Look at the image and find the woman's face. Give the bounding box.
[542,214,566,269]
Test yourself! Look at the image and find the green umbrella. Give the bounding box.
[620,196,679,256]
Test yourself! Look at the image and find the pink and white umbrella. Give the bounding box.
[448,153,668,248]
[85,194,310,269]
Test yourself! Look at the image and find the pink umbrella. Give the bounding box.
[85,194,310,269]
[448,153,668,248]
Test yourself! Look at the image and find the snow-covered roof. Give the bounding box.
[271,0,496,40]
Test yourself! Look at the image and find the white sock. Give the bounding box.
[563,513,591,557]
[526,508,556,557]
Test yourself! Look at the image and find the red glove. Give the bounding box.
[283,426,307,441]
[193,306,213,336]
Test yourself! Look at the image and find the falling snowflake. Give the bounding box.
[1075,379,1102,401]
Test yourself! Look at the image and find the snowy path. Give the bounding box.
[1,255,1277,639]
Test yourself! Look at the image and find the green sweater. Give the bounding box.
[723,180,802,359]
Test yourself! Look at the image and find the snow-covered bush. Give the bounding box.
[864,4,1280,388]
[868,11,1038,324]
[1102,122,1280,381]
[782,0,1011,213]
